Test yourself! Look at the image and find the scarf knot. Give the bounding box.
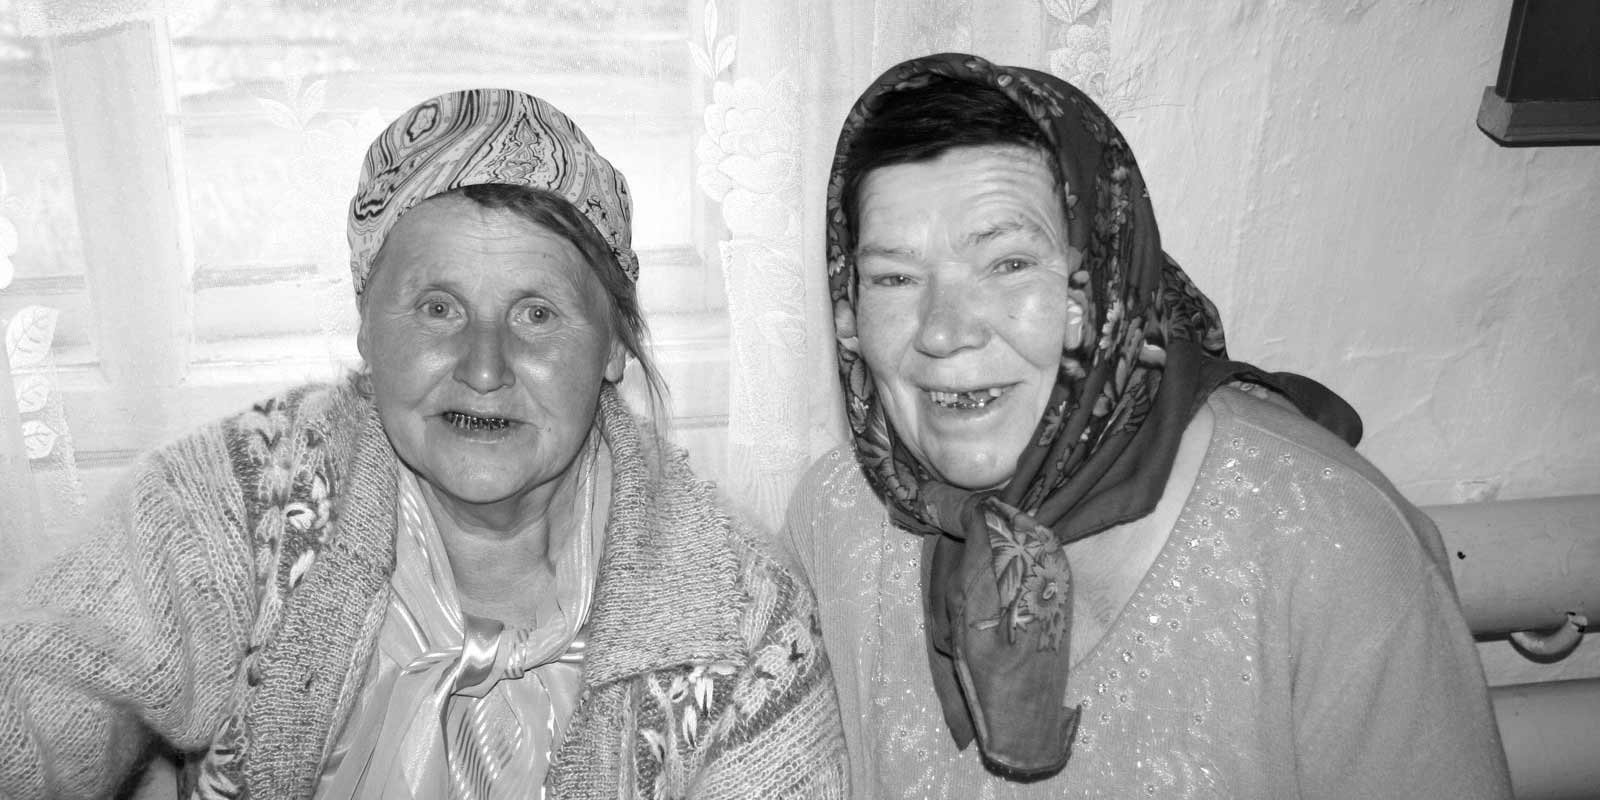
[922,492,1082,781]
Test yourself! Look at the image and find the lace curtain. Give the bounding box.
[0,0,1131,578]
[693,0,1126,525]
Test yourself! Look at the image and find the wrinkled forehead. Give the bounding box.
[833,77,1086,247]
[362,193,609,311]
[852,144,1070,256]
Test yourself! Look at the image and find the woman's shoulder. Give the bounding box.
[596,421,828,669]
[613,414,797,575]
[781,446,894,589]
[140,376,362,447]
[788,445,884,526]
[1199,385,1450,580]
[214,376,369,444]
[1206,384,1415,511]
[131,377,366,483]
[796,445,863,492]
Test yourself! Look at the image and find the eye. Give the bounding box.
[869,273,915,288]
[417,295,459,320]
[515,302,557,326]
[994,257,1035,274]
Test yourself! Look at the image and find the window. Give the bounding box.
[0,0,731,526]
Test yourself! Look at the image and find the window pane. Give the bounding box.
[170,0,698,348]
[0,16,88,350]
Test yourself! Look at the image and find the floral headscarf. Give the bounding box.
[826,53,1359,779]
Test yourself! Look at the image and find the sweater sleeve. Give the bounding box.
[0,427,256,800]
[782,479,820,591]
[781,448,855,592]
[1290,511,1511,799]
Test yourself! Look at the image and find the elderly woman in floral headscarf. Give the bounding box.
[786,53,1510,798]
[0,89,845,800]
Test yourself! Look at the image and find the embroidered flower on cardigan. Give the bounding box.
[637,659,743,800]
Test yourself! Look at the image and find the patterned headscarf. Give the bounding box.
[347,88,637,297]
[826,53,1359,780]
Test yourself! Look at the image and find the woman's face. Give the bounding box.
[851,144,1082,491]
[359,194,625,527]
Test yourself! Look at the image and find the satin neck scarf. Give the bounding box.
[318,434,601,800]
[825,53,1359,779]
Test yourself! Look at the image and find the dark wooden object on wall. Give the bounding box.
[1477,0,1600,146]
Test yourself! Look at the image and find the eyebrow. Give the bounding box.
[395,271,570,303]
[963,218,1049,248]
[854,217,1051,262]
[854,242,918,262]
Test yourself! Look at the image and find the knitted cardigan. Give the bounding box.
[0,378,846,800]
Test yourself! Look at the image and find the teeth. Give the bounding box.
[929,387,1003,409]
[444,411,512,431]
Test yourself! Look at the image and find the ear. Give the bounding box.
[604,337,628,384]
[834,299,860,353]
[356,309,372,364]
[1063,292,1088,351]
[1065,244,1086,272]
[1062,246,1089,351]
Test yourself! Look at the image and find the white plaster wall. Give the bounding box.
[1113,0,1600,507]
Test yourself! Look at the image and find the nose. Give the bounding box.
[915,278,989,357]
[454,322,514,393]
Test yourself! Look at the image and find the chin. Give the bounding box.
[424,465,522,506]
[438,484,511,507]
[926,455,1017,492]
[910,427,1030,492]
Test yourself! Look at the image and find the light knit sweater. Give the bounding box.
[787,387,1511,799]
[0,378,846,799]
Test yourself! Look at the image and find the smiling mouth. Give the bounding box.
[442,411,515,431]
[928,387,1004,410]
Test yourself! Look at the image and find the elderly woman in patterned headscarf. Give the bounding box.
[0,89,844,800]
[786,53,1510,798]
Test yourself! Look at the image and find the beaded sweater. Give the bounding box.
[787,387,1510,799]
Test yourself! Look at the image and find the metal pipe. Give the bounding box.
[1491,678,1600,800]
[1509,614,1588,661]
[1424,495,1600,638]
